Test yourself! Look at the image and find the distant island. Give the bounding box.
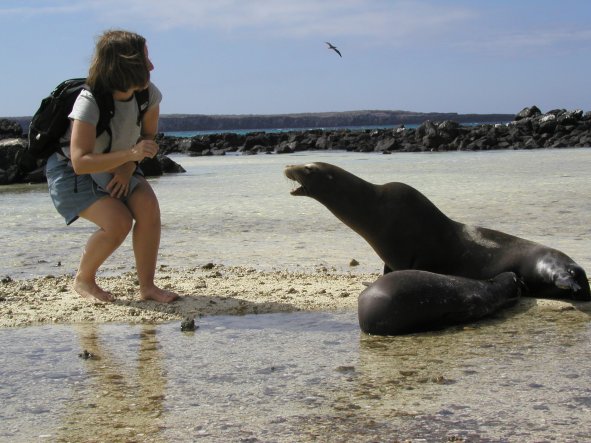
[156,110,514,132]
[6,109,515,134]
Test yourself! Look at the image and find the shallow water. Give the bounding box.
[2,148,591,279]
[1,307,590,442]
[2,149,591,441]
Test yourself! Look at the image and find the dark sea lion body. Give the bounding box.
[358,270,521,335]
[285,162,590,301]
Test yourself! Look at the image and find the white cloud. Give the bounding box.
[5,1,589,53]
[455,27,591,55]
[81,0,477,42]
[138,0,472,39]
[505,28,591,48]
[0,0,87,16]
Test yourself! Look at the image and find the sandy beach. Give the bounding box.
[0,264,373,328]
[1,263,590,328]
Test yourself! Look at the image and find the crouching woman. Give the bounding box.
[46,29,179,304]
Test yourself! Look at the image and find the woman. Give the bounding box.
[46,30,179,303]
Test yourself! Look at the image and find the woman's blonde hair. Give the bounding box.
[86,30,150,94]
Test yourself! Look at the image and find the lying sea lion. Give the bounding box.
[358,270,521,335]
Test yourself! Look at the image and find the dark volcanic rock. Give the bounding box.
[0,138,26,184]
[0,130,186,185]
[515,106,542,121]
[0,119,23,140]
[140,154,186,176]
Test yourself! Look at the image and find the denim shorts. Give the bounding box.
[45,153,141,225]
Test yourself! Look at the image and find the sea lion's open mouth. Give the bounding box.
[288,175,307,195]
[290,184,307,196]
[285,165,308,196]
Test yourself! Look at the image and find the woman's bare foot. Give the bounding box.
[74,278,115,303]
[140,286,180,303]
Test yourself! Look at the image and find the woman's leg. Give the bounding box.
[76,197,134,302]
[126,178,179,303]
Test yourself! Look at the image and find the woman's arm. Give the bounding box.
[69,119,158,175]
[140,103,160,140]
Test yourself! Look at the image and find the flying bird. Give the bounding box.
[325,42,342,57]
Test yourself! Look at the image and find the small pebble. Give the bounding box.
[181,316,197,332]
[78,350,94,360]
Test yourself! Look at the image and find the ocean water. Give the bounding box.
[162,121,504,138]
[1,148,590,279]
[163,124,408,138]
[1,148,591,441]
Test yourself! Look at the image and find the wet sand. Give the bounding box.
[1,264,590,328]
[0,264,368,327]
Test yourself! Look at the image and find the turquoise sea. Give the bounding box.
[162,124,408,138]
[1,148,591,441]
[162,121,503,138]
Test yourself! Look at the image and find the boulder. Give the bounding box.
[0,138,26,184]
[515,106,542,121]
[537,114,557,134]
[375,137,398,152]
[0,119,23,140]
[557,110,583,126]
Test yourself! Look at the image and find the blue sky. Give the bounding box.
[1,0,590,116]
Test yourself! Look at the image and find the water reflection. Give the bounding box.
[349,303,591,441]
[1,308,590,441]
[59,325,166,442]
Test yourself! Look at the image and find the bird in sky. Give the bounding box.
[325,42,342,57]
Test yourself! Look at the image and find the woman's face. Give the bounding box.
[145,45,154,72]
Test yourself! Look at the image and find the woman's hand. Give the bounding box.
[130,139,159,162]
[106,163,135,198]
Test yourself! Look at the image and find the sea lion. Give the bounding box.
[358,270,521,335]
[284,162,590,301]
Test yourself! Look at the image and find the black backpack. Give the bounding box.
[28,78,150,159]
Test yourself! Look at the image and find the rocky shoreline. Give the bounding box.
[157,105,591,156]
[0,120,186,185]
[1,105,590,185]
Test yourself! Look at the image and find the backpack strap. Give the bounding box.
[78,87,150,154]
[134,88,150,126]
[89,88,115,153]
